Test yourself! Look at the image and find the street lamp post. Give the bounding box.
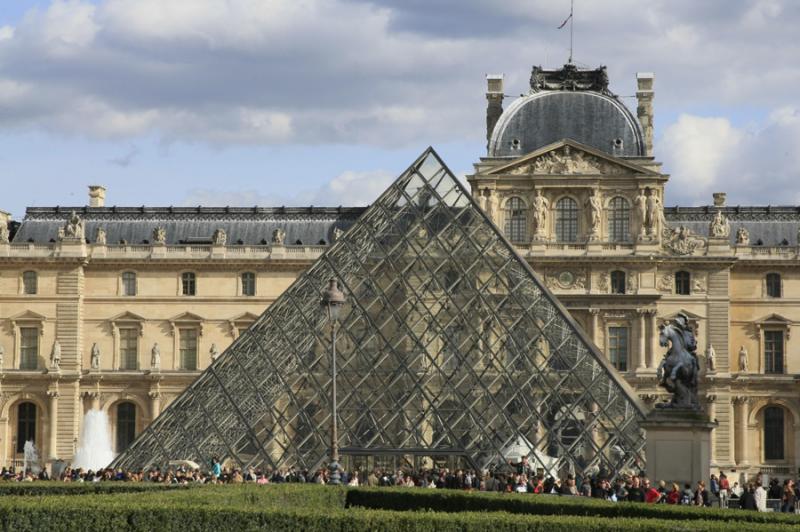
[320,278,346,485]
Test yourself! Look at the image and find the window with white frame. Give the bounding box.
[241,272,256,296]
[122,272,137,296]
[119,328,138,370]
[180,328,198,370]
[22,271,37,295]
[19,327,39,370]
[764,330,784,374]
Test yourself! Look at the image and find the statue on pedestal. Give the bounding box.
[738,346,748,373]
[530,189,549,240]
[656,313,700,409]
[585,188,602,241]
[271,228,285,245]
[705,344,716,373]
[90,342,100,370]
[151,342,161,370]
[210,343,221,362]
[50,340,62,370]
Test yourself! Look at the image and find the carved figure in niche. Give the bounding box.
[634,189,647,237]
[710,209,730,238]
[644,188,662,237]
[152,227,166,245]
[738,345,748,372]
[271,228,285,245]
[597,272,609,292]
[210,343,221,362]
[151,342,161,370]
[212,228,227,246]
[658,273,674,293]
[735,226,749,245]
[585,189,602,240]
[0,223,9,244]
[706,344,716,373]
[626,273,638,293]
[95,227,107,245]
[90,342,100,370]
[530,189,549,239]
[62,211,85,240]
[50,340,61,370]
[656,313,700,410]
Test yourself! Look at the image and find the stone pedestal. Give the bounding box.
[640,409,717,486]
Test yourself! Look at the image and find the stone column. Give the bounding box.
[637,309,647,371]
[647,309,659,369]
[705,394,717,464]
[47,390,59,460]
[589,308,600,345]
[733,396,749,466]
[149,391,161,419]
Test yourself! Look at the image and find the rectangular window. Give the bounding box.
[766,273,781,298]
[20,327,39,370]
[180,328,198,370]
[182,272,196,296]
[22,271,37,295]
[119,328,138,370]
[675,271,691,295]
[764,330,784,374]
[241,272,256,296]
[122,272,137,296]
[608,326,629,372]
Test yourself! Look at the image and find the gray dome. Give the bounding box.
[489,91,644,157]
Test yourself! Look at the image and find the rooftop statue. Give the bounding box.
[656,313,700,410]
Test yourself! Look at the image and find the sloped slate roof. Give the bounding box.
[13,206,367,246]
[665,206,800,246]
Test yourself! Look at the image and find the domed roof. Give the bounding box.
[488,66,645,158]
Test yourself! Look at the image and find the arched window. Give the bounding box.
[116,402,137,453]
[764,406,785,460]
[608,197,630,242]
[555,198,579,242]
[16,402,37,453]
[504,197,527,243]
[766,273,781,298]
[610,270,626,294]
[241,272,256,296]
[675,271,691,295]
[181,272,196,296]
[22,271,37,295]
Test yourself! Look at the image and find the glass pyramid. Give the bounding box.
[112,148,646,479]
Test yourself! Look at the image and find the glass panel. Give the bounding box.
[119,328,138,370]
[764,331,783,374]
[764,406,784,460]
[122,272,137,296]
[22,271,37,295]
[555,198,578,242]
[112,148,645,480]
[17,402,37,452]
[20,327,39,370]
[117,402,137,453]
[182,273,196,296]
[608,327,628,372]
[180,329,198,370]
[241,272,256,296]
[608,197,629,242]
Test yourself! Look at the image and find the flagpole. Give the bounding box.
[569,0,574,64]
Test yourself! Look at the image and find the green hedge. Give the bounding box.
[346,487,800,526]
[0,496,794,532]
[0,481,180,497]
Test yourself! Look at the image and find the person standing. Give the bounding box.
[718,473,730,508]
[739,483,757,511]
[754,480,767,512]
[781,479,796,513]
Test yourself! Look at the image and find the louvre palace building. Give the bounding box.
[1,63,798,481]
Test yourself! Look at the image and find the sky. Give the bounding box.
[1,0,799,220]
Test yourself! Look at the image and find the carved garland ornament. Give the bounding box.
[545,270,587,290]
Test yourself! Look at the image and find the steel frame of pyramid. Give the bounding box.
[112,148,646,479]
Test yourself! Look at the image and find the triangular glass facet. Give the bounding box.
[113,148,646,479]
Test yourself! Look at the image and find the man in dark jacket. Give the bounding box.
[740,483,758,511]
[626,476,645,502]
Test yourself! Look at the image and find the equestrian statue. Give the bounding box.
[656,313,700,410]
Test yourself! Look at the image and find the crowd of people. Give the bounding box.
[1,457,798,513]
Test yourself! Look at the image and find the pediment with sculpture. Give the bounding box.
[487,139,657,177]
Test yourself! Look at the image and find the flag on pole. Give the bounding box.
[557,12,572,29]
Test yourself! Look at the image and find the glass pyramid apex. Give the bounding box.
[112,147,646,479]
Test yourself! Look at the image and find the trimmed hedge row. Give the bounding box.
[345,487,800,525]
[0,496,794,532]
[0,481,180,497]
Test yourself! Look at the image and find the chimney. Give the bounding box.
[88,185,106,207]
[636,72,654,157]
[486,74,504,151]
[713,192,727,207]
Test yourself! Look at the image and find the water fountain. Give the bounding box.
[22,440,41,475]
[72,409,115,472]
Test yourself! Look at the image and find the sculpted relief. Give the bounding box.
[507,147,624,176]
